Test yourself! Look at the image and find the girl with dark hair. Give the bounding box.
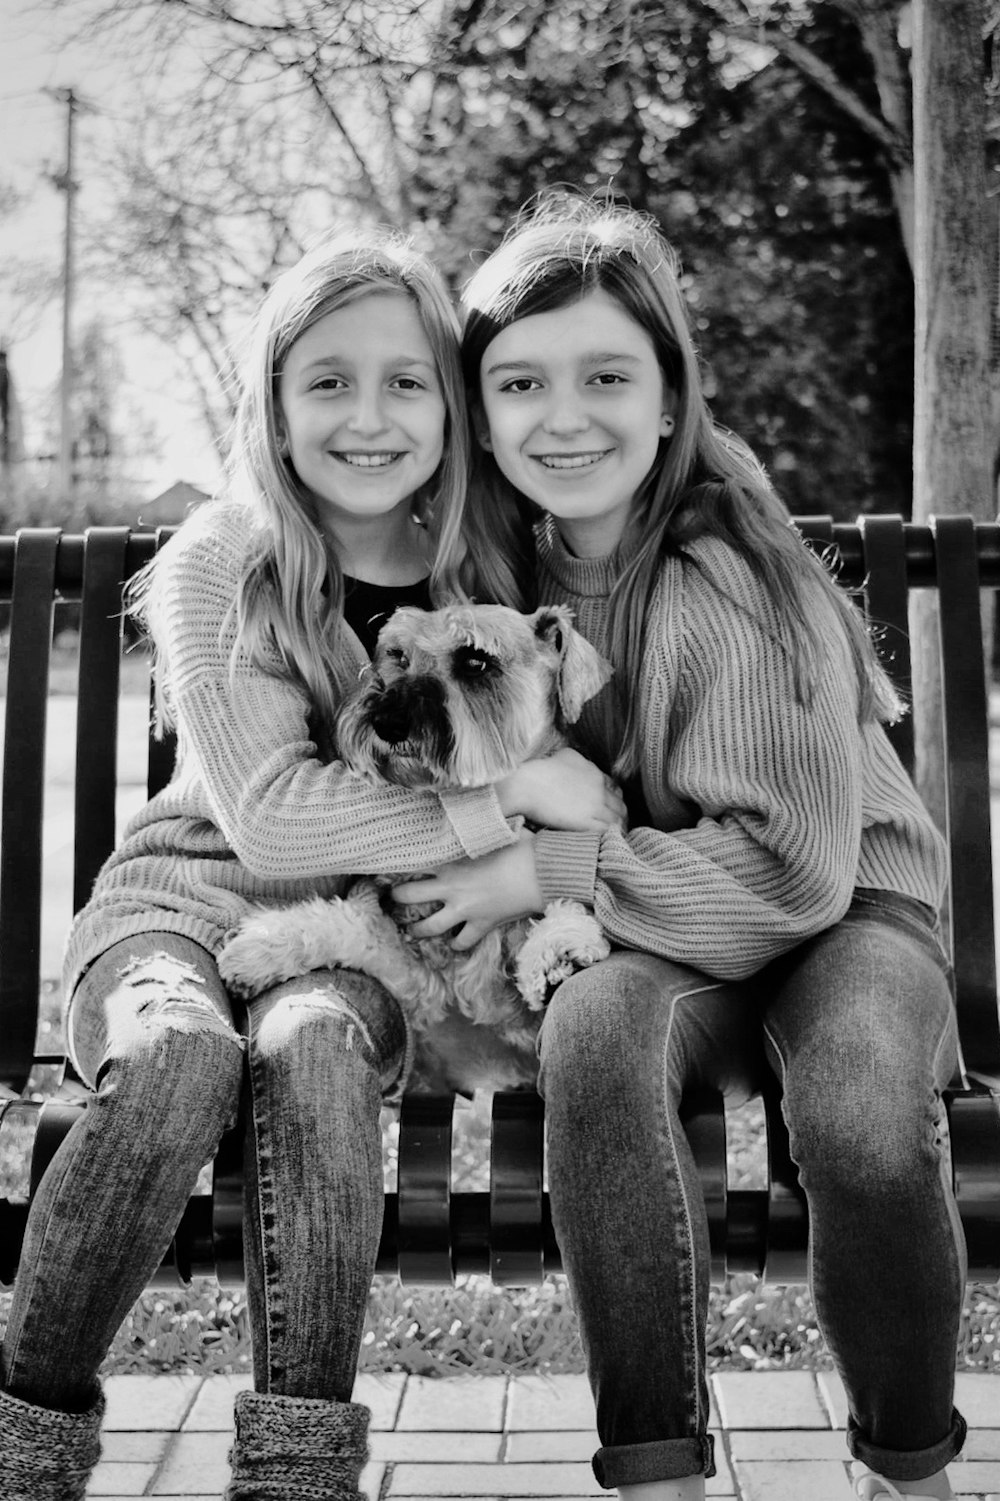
[396,193,966,1501]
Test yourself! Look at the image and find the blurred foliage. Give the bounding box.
[0,317,163,529]
[15,0,944,521]
[412,2,915,516]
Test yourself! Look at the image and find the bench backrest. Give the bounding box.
[1,517,999,1287]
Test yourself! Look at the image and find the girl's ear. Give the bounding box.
[470,398,493,452]
[659,385,679,438]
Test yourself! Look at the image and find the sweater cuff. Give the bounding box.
[438,785,517,858]
[533,830,602,905]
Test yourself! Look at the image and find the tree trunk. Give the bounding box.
[848,0,916,266]
[910,0,992,834]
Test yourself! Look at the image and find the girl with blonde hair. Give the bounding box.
[0,226,620,1501]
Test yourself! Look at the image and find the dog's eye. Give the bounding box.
[453,646,499,678]
[382,647,409,670]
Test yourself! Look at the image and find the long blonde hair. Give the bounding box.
[137,229,472,731]
[460,192,900,778]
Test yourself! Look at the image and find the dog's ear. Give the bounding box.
[531,606,614,724]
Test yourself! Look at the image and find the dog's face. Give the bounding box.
[337,603,612,789]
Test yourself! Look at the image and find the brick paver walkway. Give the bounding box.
[85,1370,1000,1500]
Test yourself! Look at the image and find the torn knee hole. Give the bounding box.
[276,990,376,1054]
[113,953,239,1041]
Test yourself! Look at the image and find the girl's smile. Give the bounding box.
[535,449,614,470]
[279,291,446,537]
[479,288,675,557]
[336,451,404,468]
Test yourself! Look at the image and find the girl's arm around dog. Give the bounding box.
[132,504,521,879]
[528,538,947,982]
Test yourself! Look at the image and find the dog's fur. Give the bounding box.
[217,603,613,1093]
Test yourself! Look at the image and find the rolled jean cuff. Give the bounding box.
[847,1408,967,1482]
[593,1433,715,1488]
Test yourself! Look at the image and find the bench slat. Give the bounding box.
[74,530,131,912]
[145,529,178,800]
[933,517,1000,1085]
[396,1093,456,1284]
[0,531,60,1091]
[489,1090,546,1285]
[859,514,915,775]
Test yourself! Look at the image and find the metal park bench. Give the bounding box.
[1,517,999,1292]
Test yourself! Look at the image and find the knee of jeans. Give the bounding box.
[250,975,403,1092]
[780,1071,948,1191]
[538,962,641,1097]
[93,952,244,1084]
[86,955,245,1143]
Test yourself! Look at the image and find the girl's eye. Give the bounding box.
[590,372,626,386]
[391,376,426,392]
[498,377,541,394]
[311,376,347,392]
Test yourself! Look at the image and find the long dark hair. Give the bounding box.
[460,192,900,777]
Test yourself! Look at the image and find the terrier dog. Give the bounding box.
[217,603,614,1093]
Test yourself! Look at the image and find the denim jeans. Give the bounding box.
[538,890,967,1489]
[1,931,406,1412]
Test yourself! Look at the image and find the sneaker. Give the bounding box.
[851,1463,956,1501]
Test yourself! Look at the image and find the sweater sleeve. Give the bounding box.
[533,548,863,980]
[152,511,516,880]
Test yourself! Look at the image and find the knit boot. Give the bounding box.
[0,1383,105,1501]
[225,1389,371,1501]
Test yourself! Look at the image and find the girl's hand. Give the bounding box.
[496,747,626,832]
[393,838,544,950]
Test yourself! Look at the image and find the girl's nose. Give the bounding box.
[542,391,589,436]
[347,388,390,436]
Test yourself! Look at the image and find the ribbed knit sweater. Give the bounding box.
[63,501,516,998]
[530,519,948,982]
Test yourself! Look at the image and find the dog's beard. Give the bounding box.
[337,666,563,789]
[441,675,560,786]
[337,688,457,788]
[438,709,521,787]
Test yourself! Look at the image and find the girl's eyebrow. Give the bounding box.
[300,354,436,375]
[485,351,643,376]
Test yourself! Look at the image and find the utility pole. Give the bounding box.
[47,87,80,505]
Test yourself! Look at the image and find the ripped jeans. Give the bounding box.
[538,891,967,1489]
[1,932,406,1411]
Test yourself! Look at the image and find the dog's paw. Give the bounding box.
[345,877,383,915]
[217,894,390,1000]
[217,911,310,999]
[513,900,610,1008]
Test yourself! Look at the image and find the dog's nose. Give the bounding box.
[369,678,444,745]
[370,698,413,744]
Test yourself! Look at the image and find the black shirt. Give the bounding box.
[343,574,432,659]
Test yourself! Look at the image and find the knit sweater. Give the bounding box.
[63,501,516,998]
[530,519,948,982]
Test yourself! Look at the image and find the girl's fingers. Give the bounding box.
[392,878,435,906]
[405,909,455,940]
